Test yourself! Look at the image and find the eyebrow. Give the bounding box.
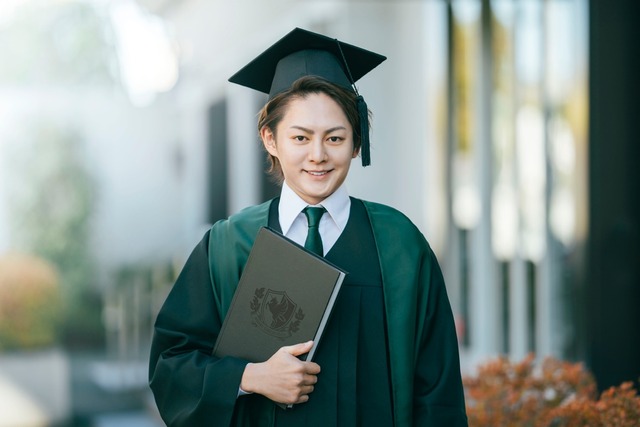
[289,125,348,134]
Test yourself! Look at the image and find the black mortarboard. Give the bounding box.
[228,27,386,166]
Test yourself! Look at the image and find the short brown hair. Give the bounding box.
[258,76,368,183]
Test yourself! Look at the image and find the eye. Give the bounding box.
[327,136,344,143]
[293,135,307,142]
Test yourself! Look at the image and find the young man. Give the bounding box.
[149,27,468,426]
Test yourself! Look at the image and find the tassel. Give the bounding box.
[334,38,371,166]
[357,95,370,166]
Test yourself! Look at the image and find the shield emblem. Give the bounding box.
[250,288,305,339]
[261,290,297,330]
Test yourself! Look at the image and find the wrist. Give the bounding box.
[240,362,257,394]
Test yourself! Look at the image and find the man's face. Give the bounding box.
[262,92,358,205]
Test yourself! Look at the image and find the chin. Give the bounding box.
[301,190,331,204]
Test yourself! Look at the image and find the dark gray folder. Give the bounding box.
[213,227,346,363]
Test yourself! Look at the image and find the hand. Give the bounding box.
[240,341,321,405]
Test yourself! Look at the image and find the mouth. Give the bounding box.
[305,169,331,177]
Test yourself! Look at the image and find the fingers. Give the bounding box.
[299,384,315,395]
[279,341,321,375]
[296,385,314,403]
[241,342,322,405]
[305,362,321,375]
[282,340,313,357]
[288,383,316,405]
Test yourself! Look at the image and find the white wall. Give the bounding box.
[163,0,444,240]
[0,87,189,277]
[0,0,451,288]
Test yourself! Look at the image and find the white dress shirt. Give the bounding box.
[278,181,351,256]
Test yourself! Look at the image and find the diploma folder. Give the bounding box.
[213,227,346,365]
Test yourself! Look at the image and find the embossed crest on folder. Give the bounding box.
[250,288,305,339]
[213,227,346,364]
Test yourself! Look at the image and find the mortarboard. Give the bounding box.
[228,27,386,166]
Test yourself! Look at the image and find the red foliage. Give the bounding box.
[463,354,640,427]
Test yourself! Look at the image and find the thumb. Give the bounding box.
[282,340,314,357]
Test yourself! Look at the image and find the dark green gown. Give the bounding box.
[149,198,468,427]
[269,198,393,426]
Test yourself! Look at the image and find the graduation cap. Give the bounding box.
[229,27,386,166]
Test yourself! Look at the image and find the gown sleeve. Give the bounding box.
[412,247,468,426]
[148,231,248,427]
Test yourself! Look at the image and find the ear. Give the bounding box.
[352,145,361,159]
[261,127,278,157]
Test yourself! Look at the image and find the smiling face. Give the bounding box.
[261,92,359,205]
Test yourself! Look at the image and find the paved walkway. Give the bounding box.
[92,411,163,427]
[69,353,165,427]
[0,351,166,427]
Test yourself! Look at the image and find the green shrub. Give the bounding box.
[0,252,63,350]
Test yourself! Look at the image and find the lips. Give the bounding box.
[305,170,330,176]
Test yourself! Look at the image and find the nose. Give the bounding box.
[308,138,327,163]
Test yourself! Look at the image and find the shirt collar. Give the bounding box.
[279,182,351,235]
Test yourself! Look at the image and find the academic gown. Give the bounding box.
[269,198,392,426]
[149,198,468,427]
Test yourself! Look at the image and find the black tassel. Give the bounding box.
[357,95,370,166]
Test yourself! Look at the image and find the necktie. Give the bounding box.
[303,206,326,256]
